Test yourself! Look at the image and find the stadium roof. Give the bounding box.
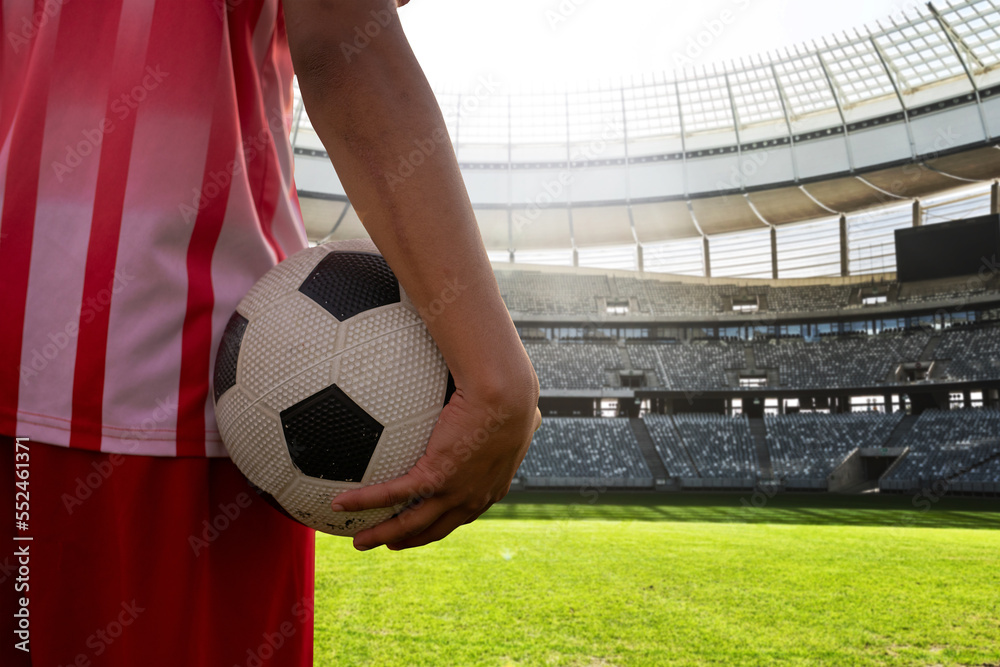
[292,0,1000,279]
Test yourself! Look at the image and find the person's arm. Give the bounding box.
[282,0,540,551]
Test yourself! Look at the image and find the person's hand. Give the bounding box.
[330,367,540,551]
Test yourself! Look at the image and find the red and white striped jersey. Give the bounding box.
[0,0,308,456]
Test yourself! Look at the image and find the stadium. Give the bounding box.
[294,1,1000,497]
[292,2,1000,664]
[6,0,997,665]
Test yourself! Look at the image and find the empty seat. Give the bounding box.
[516,418,651,478]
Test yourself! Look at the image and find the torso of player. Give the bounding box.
[0,0,308,456]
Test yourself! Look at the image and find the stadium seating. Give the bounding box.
[494,270,998,319]
[642,415,699,478]
[519,327,1000,393]
[935,324,1000,383]
[765,412,903,483]
[524,342,623,389]
[497,272,611,316]
[516,418,651,480]
[629,342,745,390]
[641,414,758,480]
[671,414,759,479]
[952,455,1000,483]
[522,329,1000,392]
[495,272,753,317]
[508,411,1000,490]
[897,277,993,304]
[754,331,929,389]
[766,285,856,313]
[494,270,1000,494]
[882,409,1000,486]
[634,282,729,317]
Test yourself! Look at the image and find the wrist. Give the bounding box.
[426,303,537,409]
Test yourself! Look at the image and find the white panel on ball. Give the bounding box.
[336,326,449,427]
[224,403,298,498]
[365,414,441,486]
[278,476,397,535]
[237,291,343,401]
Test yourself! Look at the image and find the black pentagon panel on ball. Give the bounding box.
[298,251,400,321]
[213,312,249,402]
[280,384,384,483]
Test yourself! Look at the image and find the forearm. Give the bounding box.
[284,0,531,393]
[284,1,539,550]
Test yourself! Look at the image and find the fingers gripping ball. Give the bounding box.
[212,240,453,536]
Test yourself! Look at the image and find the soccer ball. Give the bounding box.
[213,240,452,536]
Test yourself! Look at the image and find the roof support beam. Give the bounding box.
[855,175,911,201]
[870,36,917,160]
[799,184,841,215]
[723,71,744,189]
[505,97,512,193]
[839,214,850,277]
[743,194,772,227]
[675,82,690,198]
[816,51,856,173]
[703,236,712,278]
[506,209,514,263]
[564,92,577,258]
[620,87,641,269]
[927,2,986,71]
[920,161,985,183]
[927,2,991,142]
[770,226,779,279]
[769,63,800,182]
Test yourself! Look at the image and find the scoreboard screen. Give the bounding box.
[894,214,1000,282]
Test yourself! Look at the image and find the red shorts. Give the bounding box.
[2,437,314,667]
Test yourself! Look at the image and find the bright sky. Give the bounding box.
[398,0,920,91]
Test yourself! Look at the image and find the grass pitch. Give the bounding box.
[314,492,1000,666]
